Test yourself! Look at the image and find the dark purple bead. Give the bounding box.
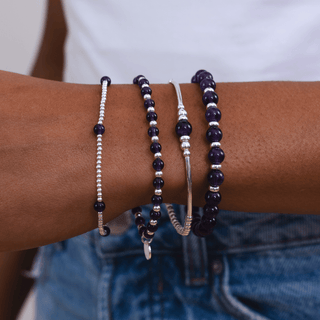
[138,78,149,87]
[153,177,164,189]
[203,204,219,218]
[144,99,155,109]
[206,126,222,142]
[100,76,111,86]
[205,107,221,122]
[198,71,213,83]
[200,216,217,230]
[198,223,214,236]
[138,226,147,236]
[208,147,225,164]
[200,79,216,92]
[147,222,158,233]
[133,75,145,84]
[131,207,142,215]
[153,158,164,171]
[146,112,158,122]
[175,120,192,137]
[195,69,208,83]
[150,142,162,154]
[192,222,211,237]
[94,201,105,212]
[207,169,224,186]
[202,91,219,105]
[150,210,161,220]
[205,191,221,206]
[94,124,105,135]
[143,230,154,239]
[141,87,152,96]
[151,195,163,206]
[135,216,145,226]
[148,126,159,137]
[102,226,111,237]
[191,75,197,83]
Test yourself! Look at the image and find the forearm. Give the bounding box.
[1,70,320,251]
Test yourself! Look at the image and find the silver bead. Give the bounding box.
[151,136,159,142]
[97,192,102,197]
[97,155,102,160]
[211,164,222,169]
[210,142,221,148]
[97,147,102,151]
[178,115,188,121]
[100,106,105,110]
[98,121,103,125]
[96,178,101,183]
[178,109,187,116]
[96,160,102,164]
[101,97,106,102]
[141,83,149,88]
[183,149,191,156]
[206,103,217,109]
[144,94,151,100]
[153,205,161,212]
[138,76,145,81]
[97,151,102,155]
[97,188,102,192]
[96,174,102,178]
[147,107,155,113]
[204,87,214,93]
[98,117,104,122]
[209,121,219,127]
[96,168,102,173]
[97,183,102,188]
[181,141,190,149]
[97,134,102,138]
[178,104,185,109]
[149,120,157,127]
[97,197,103,201]
[100,103,105,107]
[155,189,162,195]
[150,220,157,225]
[97,142,102,147]
[155,171,163,177]
[210,186,220,192]
[154,152,162,158]
[97,137,102,142]
[180,135,190,142]
[96,164,101,169]
[135,212,142,218]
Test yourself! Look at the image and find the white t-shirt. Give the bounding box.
[62,0,320,84]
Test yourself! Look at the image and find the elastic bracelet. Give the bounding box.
[165,80,193,236]
[191,70,225,237]
[132,75,163,260]
[93,76,111,237]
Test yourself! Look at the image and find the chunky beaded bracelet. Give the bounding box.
[93,76,111,237]
[133,75,163,260]
[165,80,193,236]
[191,70,225,237]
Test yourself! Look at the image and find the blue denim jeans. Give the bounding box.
[31,205,320,319]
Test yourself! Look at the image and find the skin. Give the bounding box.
[1,0,320,317]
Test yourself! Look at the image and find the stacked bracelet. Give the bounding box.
[132,75,163,260]
[165,80,193,236]
[191,70,225,237]
[93,76,111,237]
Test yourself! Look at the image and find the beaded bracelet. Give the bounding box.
[165,80,193,236]
[93,76,111,237]
[132,75,163,260]
[191,70,225,237]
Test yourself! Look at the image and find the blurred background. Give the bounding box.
[0,1,47,319]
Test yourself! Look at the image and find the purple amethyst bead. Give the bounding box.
[133,75,145,84]
[147,222,158,233]
[153,158,164,171]
[175,120,192,137]
[138,226,147,236]
[153,177,164,189]
[191,75,197,83]
[150,210,161,220]
[131,207,142,215]
[138,78,149,88]
[203,204,219,218]
[102,226,111,237]
[100,76,111,86]
[198,223,214,236]
[200,79,216,92]
[206,126,222,142]
[205,191,221,206]
[151,195,163,206]
[202,91,219,105]
[94,201,105,212]
[195,70,208,82]
[146,112,158,122]
[141,87,152,96]
[135,216,145,226]
[94,124,105,135]
[150,142,162,154]
[192,222,211,237]
[205,107,221,122]
[207,169,224,186]
[200,216,217,230]
[144,99,155,109]
[148,126,159,137]
[198,71,213,83]
[208,147,225,164]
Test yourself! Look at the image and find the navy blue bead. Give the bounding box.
[205,107,221,122]
[208,147,225,164]
[150,210,161,220]
[195,70,208,83]
[200,79,216,92]
[202,91,219,105]
[102,226,111,236]
[207,169,224,187]
[146,112,158,122]
[198,71,213,83]
[131,207,142,215]
[153,177,164,189]
[150,142,162,154]
[94,124,105,135]
[205,191,221,206]
[135,216,145,226]
[138,226,147,236]
[148,127,159,137]
[143,230,154,239]
[153,158,164,171]
[151,195,163,206]
[138,78,149,87]
[203,204,219,218]
[175,120,192,137]
[133,75,145,84]
[147,222,158,233]
[144,99,155,109]
[100,76,111,86]
[200,216,217,230]
[191,75,197,83]
[206,126,222,143]
[141,87,152,96]
[94,201,105,212]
